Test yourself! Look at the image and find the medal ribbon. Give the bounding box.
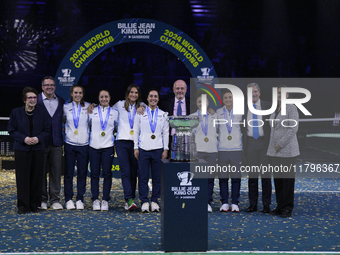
[147,106,158,133]
[72,102,82,129]
[223,107,233,135]
[127,104,136,130]
[98,105,111,131]
[198,110,208,136]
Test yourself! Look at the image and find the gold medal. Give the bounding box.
[130,130,134,135]
[101,132,106,137]
[151,134,156,139]
[228,135,232,140]
[74,130,78,135]
[204,137,209,142]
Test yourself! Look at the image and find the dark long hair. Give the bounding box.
[124,84,142,111]
[70,85,85,107]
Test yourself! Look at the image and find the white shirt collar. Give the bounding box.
[42,93,56,100]
[175,97,185,104]
[253,98,261,107]
[99,105,110,110]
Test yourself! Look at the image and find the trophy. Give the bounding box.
[177,171,194,186]
[169,116,199,162]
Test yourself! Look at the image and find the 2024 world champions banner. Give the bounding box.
[55,18,218,100]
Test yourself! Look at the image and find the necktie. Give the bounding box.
[177,101,182,116]
[253,104,259,139]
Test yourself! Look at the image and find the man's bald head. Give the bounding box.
[173,80,187,100]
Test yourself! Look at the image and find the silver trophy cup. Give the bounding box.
[169,116,199,162]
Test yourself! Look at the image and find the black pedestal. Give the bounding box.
[161,159,208,252]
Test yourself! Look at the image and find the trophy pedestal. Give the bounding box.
[161,159,208,252]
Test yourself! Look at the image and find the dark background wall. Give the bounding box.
[0,0,339,118]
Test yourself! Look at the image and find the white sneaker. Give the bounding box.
[151,202,160,212]
[220,203,230,212]
[101,200,109,211]
[51,202,63,210]
[66,200,75,210]
[93,199,101,211]
[208,204,212,213]
[76,200,84,210]
[141,202,150,213]
[125,199,137,211]
[39,202,47,210]
[231,204,239,213]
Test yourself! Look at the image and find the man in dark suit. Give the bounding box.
[36,76,65,210]
[160,80,190,158]
[161,79,190,116]
[243,83,272,213]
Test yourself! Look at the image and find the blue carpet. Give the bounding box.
[0,177,339,253]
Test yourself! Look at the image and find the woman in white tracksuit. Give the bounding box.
[63,85,90,210]
[113,84,145,211]
[133,89,169,213]
[216,89,244,213]
[190,90,219,213]
[89,90,118,211]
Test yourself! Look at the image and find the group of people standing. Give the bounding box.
[8,77,299,218]
[8,76,168,214]
[192,83,299,218]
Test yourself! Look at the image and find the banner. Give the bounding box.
[55,18,218,100]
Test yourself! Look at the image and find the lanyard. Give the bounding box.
[127,104,136,129]
[198,110,209,136]
[72,102,81,129]
[147,106,158,133]
[223,107,233,134]
[98,105,110,131]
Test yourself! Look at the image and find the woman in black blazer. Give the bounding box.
[8,87,50,214]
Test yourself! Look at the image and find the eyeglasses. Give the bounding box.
[43,84,55,87]
[27,96,37,100]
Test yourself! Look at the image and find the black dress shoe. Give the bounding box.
[31,208,41,213]
[263,205,270,213]
[270,207,281,215]
[245,205,257,212]
[18,210,28,214]
[280,209,292,218]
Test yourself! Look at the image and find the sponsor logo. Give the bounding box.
[177,171,194,186]
[58,69,76,86]
[62,68,72,77]
[197,67,214,81]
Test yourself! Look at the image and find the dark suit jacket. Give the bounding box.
[242,100,271,155]
[36,92,65,147]
[161,96,190,116]
[8,106,51,151]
